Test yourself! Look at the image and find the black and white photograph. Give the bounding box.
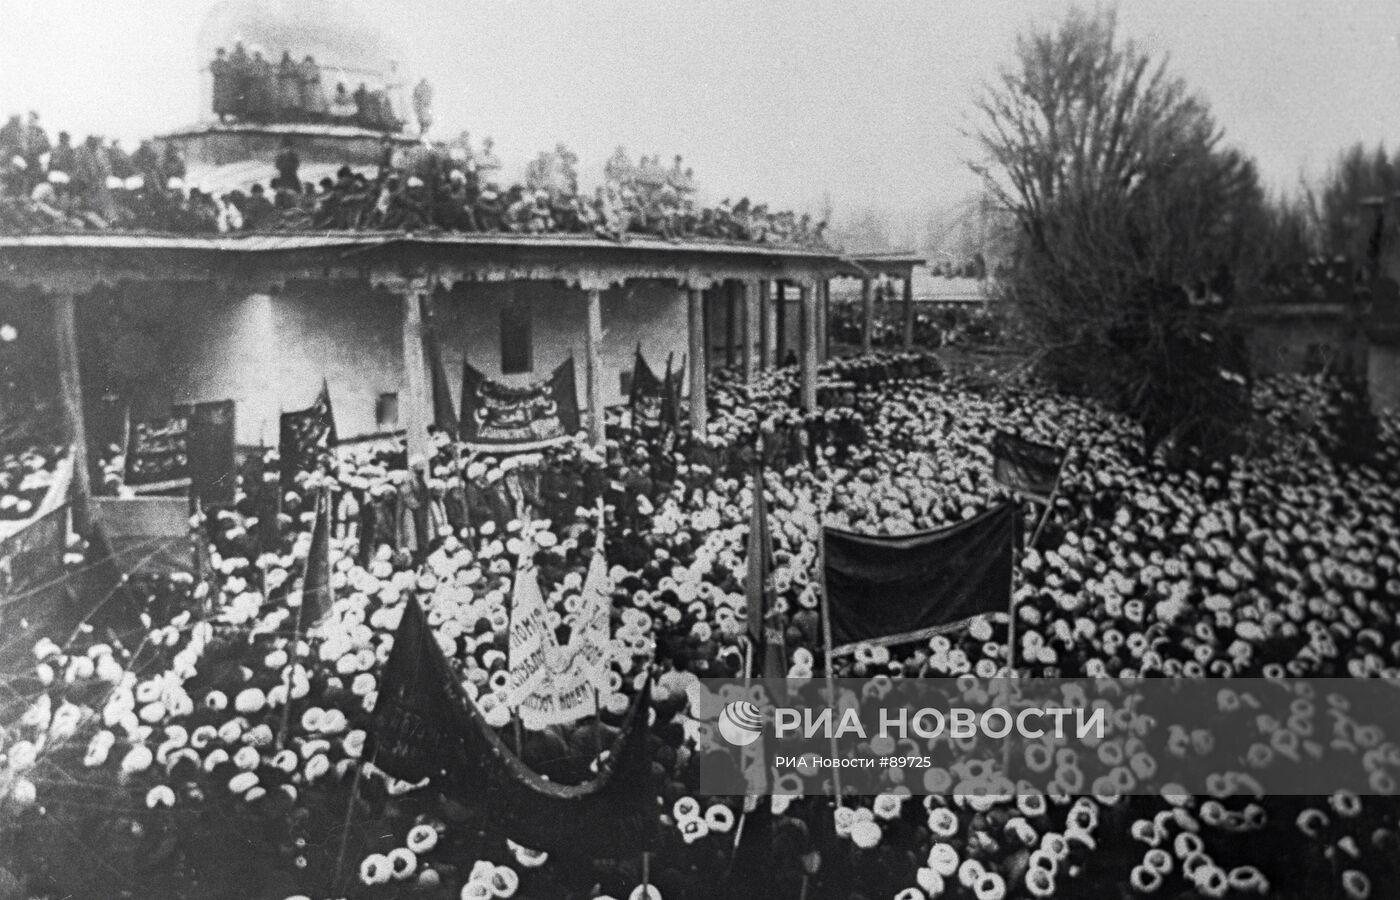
[0,2,1398,898]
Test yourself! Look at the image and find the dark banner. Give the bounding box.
[990,431,1065,501]
[278,382,337,492]
[628,346,669,428]
[823,502,1016,653]
[300,489,333,628]
[459,358,580,452]
[370,595,657,858]
[176,400,236,507]
[366,595,468,783]
[124,414,188,488]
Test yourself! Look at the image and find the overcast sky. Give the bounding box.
[1,1,1397,242]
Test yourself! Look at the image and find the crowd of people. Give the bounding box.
[209,44,404,131]
[2,340,1400,898]
[826,301,993,352]
[0,112,830,248]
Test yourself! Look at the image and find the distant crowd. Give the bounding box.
[209,44,403,131]
[0,111,829,247]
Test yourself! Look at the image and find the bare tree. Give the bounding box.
[967,7,1266,461]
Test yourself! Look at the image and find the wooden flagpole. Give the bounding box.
[332,749,374,892]
[725,634,756,867]
[814,477,844,806]
[1006,539,1019,678]
[1027,452,1070,550]
[592,495,606,761]
[276,487,323,751]
[275,603,304,753]
[1002,512,1021,780]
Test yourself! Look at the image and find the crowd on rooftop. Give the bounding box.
[0,111,829,247]
[209,44,403,131]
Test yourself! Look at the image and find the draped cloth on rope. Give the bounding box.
[822,501,1017,654]
[368,595,657,858]
[990,431,1065,503]
[459,358,580,453]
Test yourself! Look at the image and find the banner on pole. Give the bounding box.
[124,414,189,489]
[459,359,580,453]
[823,502,1017,654]
[990,431,1065,503]
[366,595,468,783]
[178,399,236,507]
[628,345,667,428]
[518,549,615,727]
[279,381,337,492]
[503,559,555,705]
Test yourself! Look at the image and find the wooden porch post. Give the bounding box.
[397,280,433,468]
[759,279,774,370]
[725,282,738,369]
[52,291,91,534]
[742,280,758,382]
[861,277,875,354]
[800,282,818,411]
[775,280,788,366]
[585,287,606,448]
[688,287,708,432]
[902,268,915,349]
[818,279,831,361]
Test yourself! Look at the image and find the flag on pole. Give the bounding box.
[503,547,556,707]
[558,544,613,686]
[367,594,468,782]
[990,431,1065,503]
[516,516,614,727]
[278,380,337,492]
[628,344,666,427]
[822,501,1017,654]
[298,488,334,629]
[184,399,236,507]
[660,352,683,434]
[746,462,787,680]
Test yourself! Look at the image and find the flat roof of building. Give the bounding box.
[0,230,839,259]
